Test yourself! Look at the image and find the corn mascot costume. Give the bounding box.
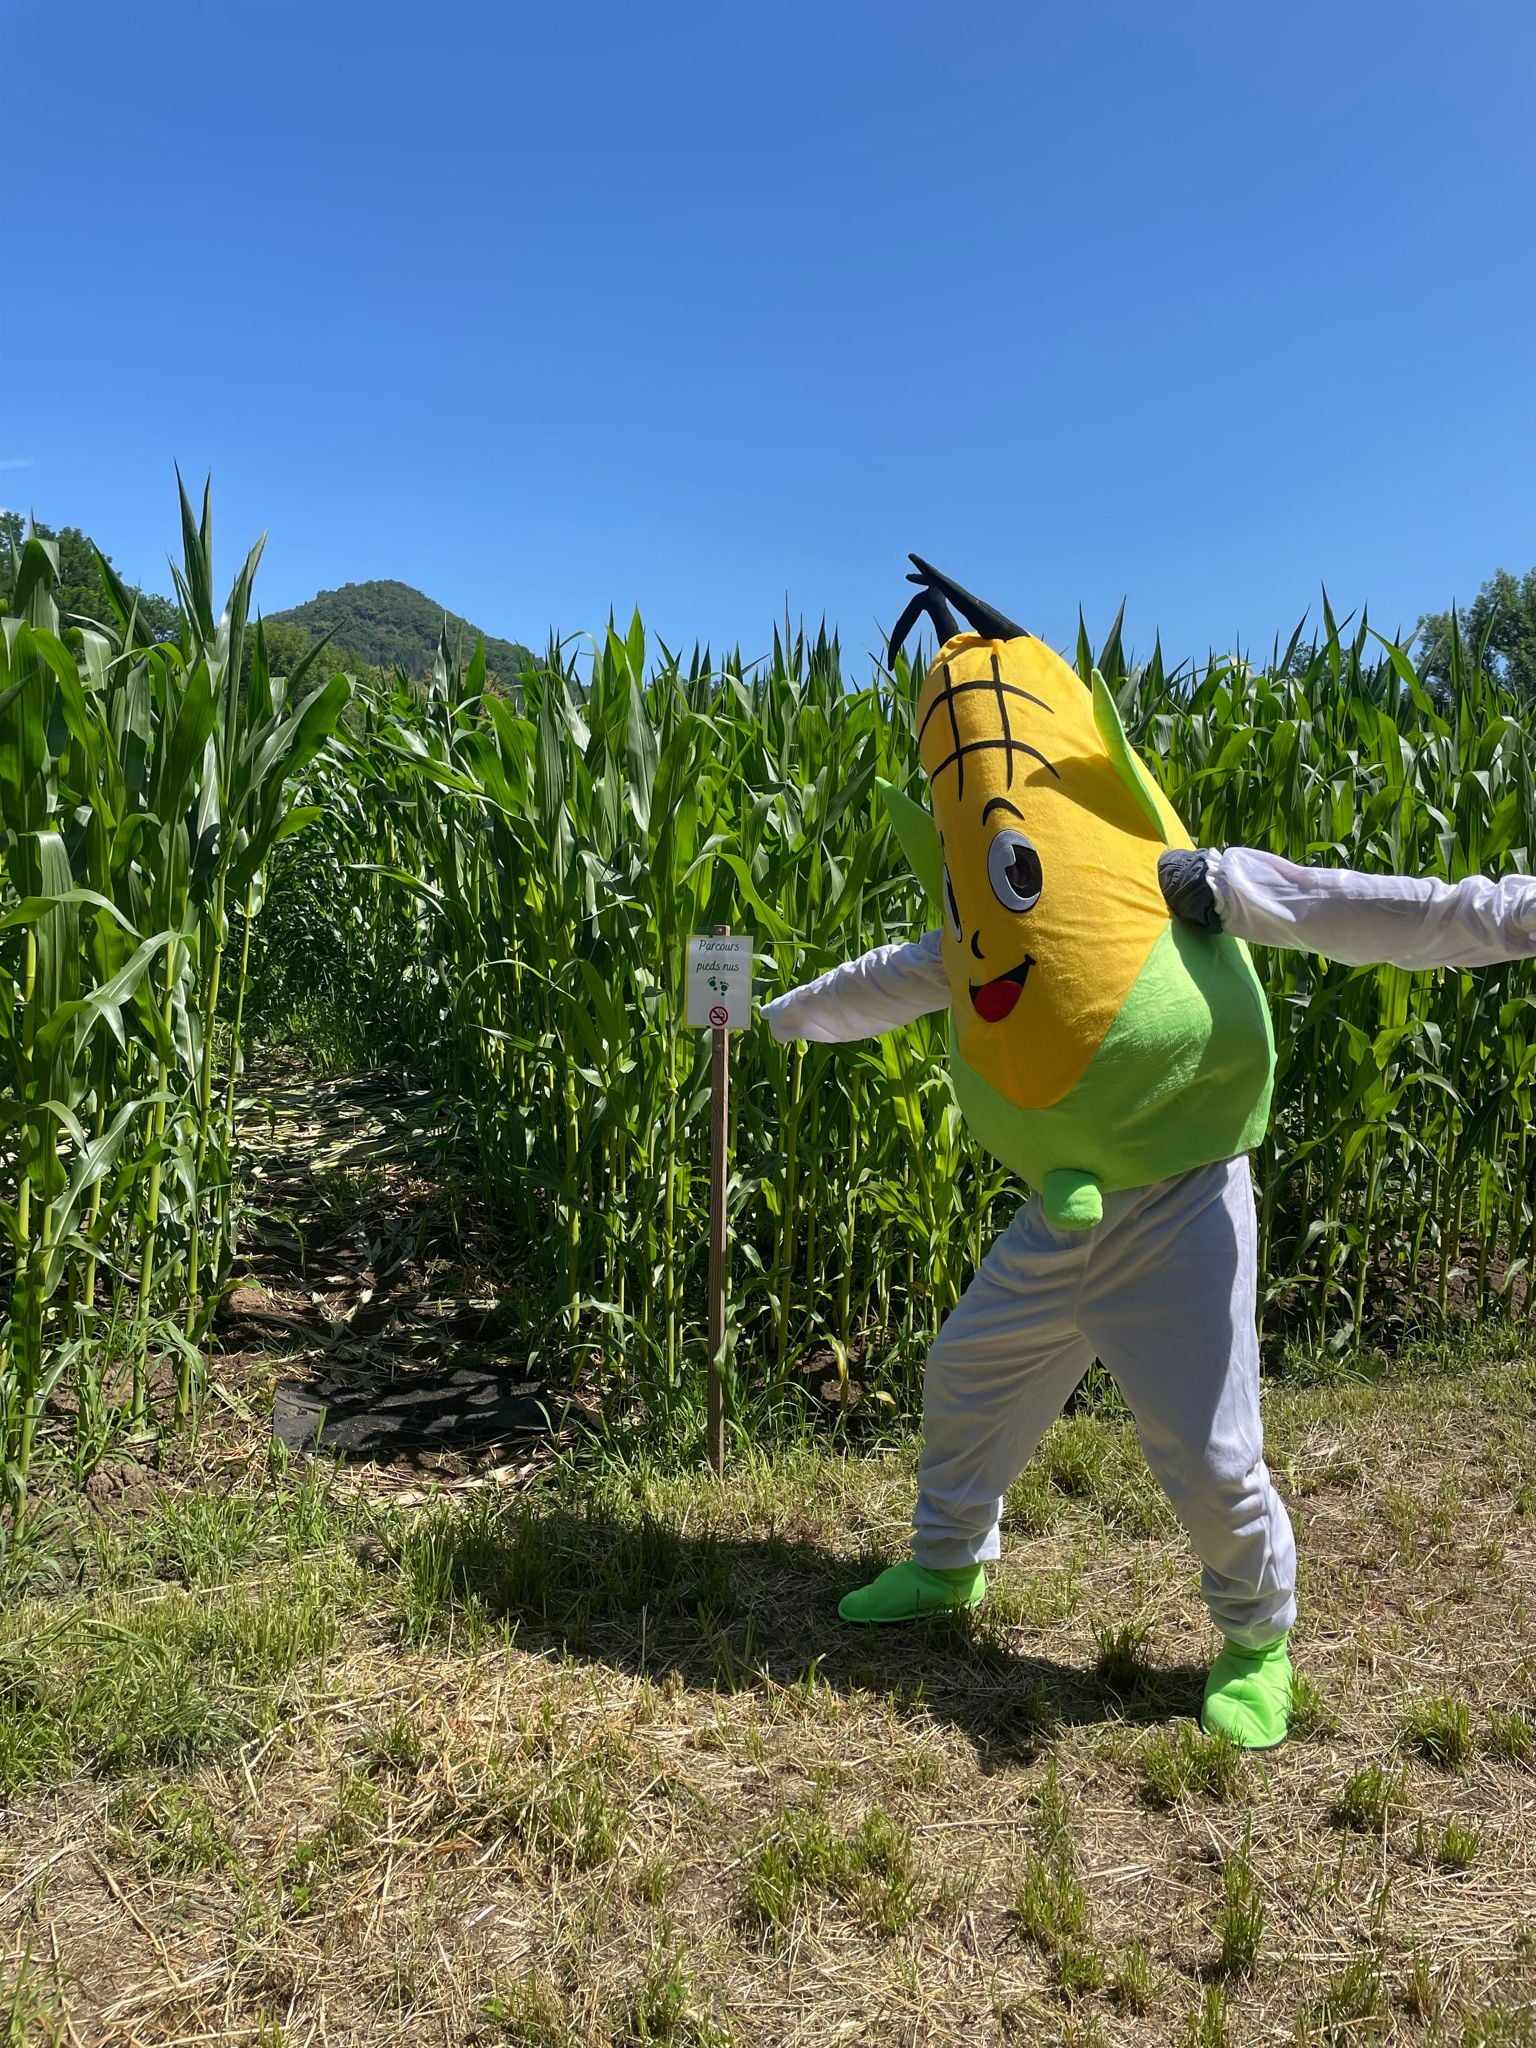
[764,556,1536,1751]
[880,576,1274,1233]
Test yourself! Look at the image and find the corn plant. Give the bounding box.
[1126,604,1536,1339]
[0,484,349,1522]
[248,595,1536,1442]
[15,500,1536,1479]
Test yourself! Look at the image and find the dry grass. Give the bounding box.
[4,1083,1535,2045]
[2,1347,1534,2047]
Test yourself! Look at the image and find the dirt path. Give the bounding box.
[221,1058,570,1498]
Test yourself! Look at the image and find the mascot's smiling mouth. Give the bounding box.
[970,956,1036,1023]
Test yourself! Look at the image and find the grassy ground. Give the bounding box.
[4,1074,1536,2045]
[4,1343,1535,2045]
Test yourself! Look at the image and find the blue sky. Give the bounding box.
[5,0,1534,671]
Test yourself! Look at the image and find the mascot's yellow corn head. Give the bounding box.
[881,558,1275,1228]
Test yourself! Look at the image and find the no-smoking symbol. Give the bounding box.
[709,1003,729,1028]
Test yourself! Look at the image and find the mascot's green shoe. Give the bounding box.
[1201,1635,1293,1750]
[838,1561,986,1625]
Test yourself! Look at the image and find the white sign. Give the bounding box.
[687,934,754,1030]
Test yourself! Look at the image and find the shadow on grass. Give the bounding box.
[391,1495,1206,1773]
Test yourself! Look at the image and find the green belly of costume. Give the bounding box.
[950,921,1275,1227]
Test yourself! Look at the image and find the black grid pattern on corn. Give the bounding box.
[919,655,1059,795]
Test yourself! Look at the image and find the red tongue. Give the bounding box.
[974,978,1021,1023]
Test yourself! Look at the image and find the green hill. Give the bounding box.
[269,579,534,682]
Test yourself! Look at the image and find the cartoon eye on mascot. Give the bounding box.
[765,556,1536,1748]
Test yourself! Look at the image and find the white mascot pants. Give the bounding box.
[913,1155,1296,1649]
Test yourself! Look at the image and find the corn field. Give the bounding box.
[248,600,1536,1436]
[7,487,1536,1496]
[0,486,349,1519]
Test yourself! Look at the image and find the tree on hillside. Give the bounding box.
[0,510,180,640]
[250,616,384,685]
[1418,568,1536,695]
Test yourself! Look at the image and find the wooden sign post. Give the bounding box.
[685,926,754,1476]
[707,979,730,1477]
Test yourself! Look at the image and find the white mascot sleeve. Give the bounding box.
[762,931,950,1043]
[1162,847,1536,970]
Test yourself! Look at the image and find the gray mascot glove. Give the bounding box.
[1158,849,1224,933]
